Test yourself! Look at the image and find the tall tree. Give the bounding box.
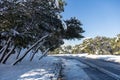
[0,0,85,64]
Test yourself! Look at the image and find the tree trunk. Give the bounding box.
[30,50,38,61]
[30,47,40,61]
[16,48,22,59]
[0,40,7,53]
[12,34,49,65]
[1,45,16,64]
[0,37,12,62]
[39,48,50,60]
[30,40,45,61]
[0,46,5,53]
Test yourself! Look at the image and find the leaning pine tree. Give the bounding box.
[0,0,85,65]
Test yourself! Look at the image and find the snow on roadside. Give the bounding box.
[85,55,120,63]
[55,53,120,63]
[61,58,91,80]
[53,53,88,57]
[0,56,61,80]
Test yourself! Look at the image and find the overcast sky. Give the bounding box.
[62,0,120,46]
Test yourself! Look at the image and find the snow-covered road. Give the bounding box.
[60,58,91,80]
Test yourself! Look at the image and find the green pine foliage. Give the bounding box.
[0,0,85,64]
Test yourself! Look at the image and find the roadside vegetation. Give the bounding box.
[51,34,120,55]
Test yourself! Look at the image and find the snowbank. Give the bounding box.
[86,55,120,63]
[53,53,88,57]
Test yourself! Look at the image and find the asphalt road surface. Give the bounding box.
[58,56,120,80]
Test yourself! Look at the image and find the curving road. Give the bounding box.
[58,56,120,80]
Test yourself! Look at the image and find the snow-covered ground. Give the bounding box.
[0,55,61,80]
[61,58,91,80]
[1,53,120,80]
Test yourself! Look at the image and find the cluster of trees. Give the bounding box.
[0,0,84,65]
[72,34,120,55]
[51,34,120,55]
[50,45,72,54]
